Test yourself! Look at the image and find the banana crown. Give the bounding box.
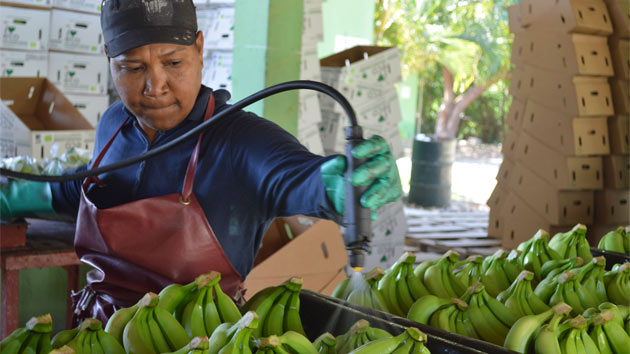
[257,335,281,349]
[189,336,209,350]
[50,346,75,354]
[594,310,615,325]
[26,313,53,333]
[405,327,428,343]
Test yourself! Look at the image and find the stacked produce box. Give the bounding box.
[488,0,629,249]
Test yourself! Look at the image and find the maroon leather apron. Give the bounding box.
[72,93,243,325]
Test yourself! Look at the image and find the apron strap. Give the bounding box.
[181,93,216,203]
[83,117,130,189]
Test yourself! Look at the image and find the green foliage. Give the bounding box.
[374,0,516,141]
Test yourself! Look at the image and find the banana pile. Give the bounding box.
[499,271,550,317]
[239,276,306,338]
[548,224,593,263]
[378,252,431,316]
[597,226,630,254]
[332,267,389,313]
[333,319,393,354]
[505,302,630,354]
[253,332,317,353]
[349,327,430,354]
[0,314,53,354]
[52,318,125,354]
[516,229,562,281]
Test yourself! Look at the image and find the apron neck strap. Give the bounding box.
[83,117,130,188]
[181,93,216,203]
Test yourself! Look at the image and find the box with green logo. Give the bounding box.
[0,77,95,159]
[47,51,108,94]
[0,5,50,51]
[49,9,103,54]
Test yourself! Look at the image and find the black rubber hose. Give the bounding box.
[0,80,357,182]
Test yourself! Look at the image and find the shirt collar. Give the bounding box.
[120,85,214,128]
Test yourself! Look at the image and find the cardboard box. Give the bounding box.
[502,193,572,249]
[302,0,323,44]
[501,128,520,161]
[0,50,47,77]
[0,6,50,51]
[319,110,340,153]
[608,37,629,79]
[371,200,407,243]
[354,90,402,127]
[604,0,630,38]
[243,216,348,298]
[520,0,613,35]
[508,4,525,33]
[320,46,402,88]
[506,97,526,130]
[522,100,610,156]
[64,93,109,127]
[362,240,406,272]
[608,115,629,154]
[49,10,103,54]
[487,186,509,238]
[603,155,630,189]
[521,65,614,117]
[511,164,595,224]
[516,31,614,77]
[595,189,630,224]
[0,77,95,159]
[300,45,321,81]
[508,67,526,99]
[609,79,629,114]
[318,67,342,111]
[517,131,604,190]
[496,158,516,187]
[202,7,234,50]
[2,0,50,7]
[297,123,324,156]
[510,32,525,66]
[52,0,101,14]
[202,51,232,92]
[298,91,322,125]
[47,51,108,94]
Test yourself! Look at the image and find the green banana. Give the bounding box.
[22,332,42,354]
[407,294,453,324]
[277,331,317,354]
[96,330,126,354]
[504,302,572,353]
[534,306,568,354]
[212,278,243,324]
[599,310,630,354]
[105,304,139,345]
[158,281,197,314]
[154,301,192,351]
[580,326,602,354]
[284,291,306,336]
[549,224,593,263]
[217,312,258,354]
[378,262,405,316]
[607,263,630,306]
[335,320,391,354]
[422,250,464,299]
[263,288,291,337]
[163,336,209,354]
[345,331,405,354]
[598,227,627,253]
[313,332,336,353]
[51,328,80,349]
[1,328,31,354]
[208,323,234,354]
[454,255,484,288]
[480,252,511,297]
[332,278,351,300]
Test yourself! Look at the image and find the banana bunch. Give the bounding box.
[207,311,259,354]
[378,252,430,316]
[453,255,484,288]
[417,250,466,301]
[252,332,317,354]
[239,276,305,338]
[598,226,630,254]
[480,249,522,297]
[349,327,431,354]
[499,271,550,317]
[407,295,454,325]
[57,318,126,354]
[540,257,584,282]
[605,262,630,306]
[427,298,478,339]
[504,302,573,353]
[548,224,593,264]
[558,316,601,354]
[549,271,600,316]
[178,272,243,337]
[573,256,608,304]
[582,302,629,329]
[516,229,562,281]
[459,282,518,346]
[331,267,389,313]
[0,314,53,354]
[589,310,630,354]
[313,332,336,354]
[164,336,209,354]
[122,292,191,354]
[534,258,584,304]
[334,320,392,354]
[533,305,573,354]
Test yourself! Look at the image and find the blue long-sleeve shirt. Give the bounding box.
[51,86,340,279]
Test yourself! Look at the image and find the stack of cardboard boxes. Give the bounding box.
[0,1,100,158]
[318,45,405,160]
[197,0,235,95]
[318,45,408,270]
[489,0,629,249]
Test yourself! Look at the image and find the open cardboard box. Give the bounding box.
[520,0,613,35]
[608,115,629,154]
[243,215,348,300]
[516,131,604,190]
[0,77,95,159]
[521,99,610,156]
[511,164,594,224]
[513,31,614,77]
[603,155,630,189]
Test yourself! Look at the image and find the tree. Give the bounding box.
[375,0,514,139]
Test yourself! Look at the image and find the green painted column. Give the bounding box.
[233,0,303,136]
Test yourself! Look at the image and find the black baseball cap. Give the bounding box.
[101,0,198,57]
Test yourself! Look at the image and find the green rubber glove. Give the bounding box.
[320,135,403,218]
[1,179,56,221]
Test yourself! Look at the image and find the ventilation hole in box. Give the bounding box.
[40,146,44,159]
[611,206,615,216]
[511,142,516,150]
[560,135,564,145]
[561,15,565,23]
[588,129,595,135]
[597,171,600,180]
[581,56,585,65]
[563,207,567,217]
[529,4,533,13]
[578,10,583,19]
[511,206,516,214]
[621,199,628,205]
[530,78,534,87]
[591,91,599,96]
[511,231,515,240]
[602,136,606,146]
[620,171,623,181]
[605,57,609,66]
[562,57,567,68]
[58,28,62,39]
[515,112,520,121]
[98,34,102,44]
[518,176,523,184]
[582,164,590,170]
[582,97,586,107]
[605,97,610,106]
[546,204,549,213]
[579,137,583,146]
[321,242,329,258]
[555,169,558,179]
[530,113,535,122]
[572,171,577,181]
[524,145,528,154]
[517,80,522,89]
[574,200,582,206]
[587,207,591,216]
[530,42,534,52]
[603,14,608,23]
[495,220,499,228]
